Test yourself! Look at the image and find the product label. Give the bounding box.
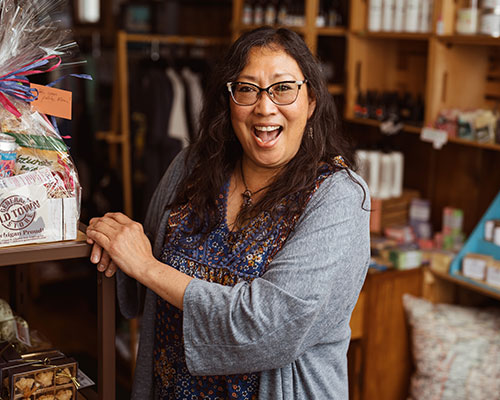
[0,184,77,246]
[2,131,67,152]
[0,195,40,231]
[486,265,500,287]
[0,167,55,190]
[494,227,500,246]
[462,257,488,280]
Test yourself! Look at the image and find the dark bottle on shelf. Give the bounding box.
[354,91,368,118]
[399,92,413,123]
[367,90,379,120]
[386,91,400,121]
[413,94,424,125]
[329,0,343,27]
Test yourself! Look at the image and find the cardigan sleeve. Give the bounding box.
[117,149,189,319]
[183,171,371,375]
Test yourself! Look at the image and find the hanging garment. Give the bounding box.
[181,67,204,139]
[166,67,190,148]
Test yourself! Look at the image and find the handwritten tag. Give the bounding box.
[30,84,72,119]
[420,127,448,150]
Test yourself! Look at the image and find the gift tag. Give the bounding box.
[420,127,448,149]
[77,369,95,389]
[30,84,72,119]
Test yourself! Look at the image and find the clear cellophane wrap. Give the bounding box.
[0,0,82,246]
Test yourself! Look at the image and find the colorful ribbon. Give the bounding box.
[0,55,61,117]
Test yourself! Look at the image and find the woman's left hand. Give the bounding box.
[86,212,155,279]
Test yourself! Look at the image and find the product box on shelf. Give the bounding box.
[370,189,420,234]
[1,356,77,400]
[462,252,492,280]
[486,260,500,288]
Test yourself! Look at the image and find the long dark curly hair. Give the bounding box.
[170,26,360,233]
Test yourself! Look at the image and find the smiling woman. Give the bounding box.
[86,26,371,400]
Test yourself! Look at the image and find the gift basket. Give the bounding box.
[0,0,84,247]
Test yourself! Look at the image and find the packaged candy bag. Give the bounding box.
[0,0,83,246]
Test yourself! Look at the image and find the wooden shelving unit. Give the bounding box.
[317,26,347,36]
[431,268,500,301]
[437,34,500,46]
[2,231,115,400]
[355,31,432,40]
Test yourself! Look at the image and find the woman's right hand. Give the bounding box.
[88,237,118,277]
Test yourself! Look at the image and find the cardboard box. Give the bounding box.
[390,247,422,270]
[486,260,500,288]
[370,189,420,234]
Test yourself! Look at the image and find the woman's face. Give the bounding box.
[230,46,316,172]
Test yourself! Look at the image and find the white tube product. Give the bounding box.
[355,150,370,185]
[405,0,420,32]
[367,151,381,198]
[378,153,393,199]
[419,0,431,32]
[393,0,405,31]
[382,0,395,31]
[368,0,383,31]
[390,151,404,197]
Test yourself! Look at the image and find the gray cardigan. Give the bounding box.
[117,151,370,400]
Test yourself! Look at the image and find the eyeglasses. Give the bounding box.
[226,80,307,106]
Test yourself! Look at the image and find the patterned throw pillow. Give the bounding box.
[402,294,500,400]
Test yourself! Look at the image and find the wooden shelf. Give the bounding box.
[238,23,305,34]
[430,268,500,301]
[355,31,432,40]
[123,32,229,45]
[346,117,422,134]
[328,84,344,95]
[0,229,90,267]
[444,136,500,152]
[347,118,500,151]
[437,34,500,46]
[317,26,347,36]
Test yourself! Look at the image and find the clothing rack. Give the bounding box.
[97,31,229,217]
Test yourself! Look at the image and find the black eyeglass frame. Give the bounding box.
[226,79,308,106]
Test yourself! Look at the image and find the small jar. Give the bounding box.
[456,0,479,34]
[479,5,500,36]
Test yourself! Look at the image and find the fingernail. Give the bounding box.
[105,270,114,277]
[98,264,105,271]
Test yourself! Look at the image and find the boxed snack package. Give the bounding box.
[1,354,76,400]
[0,0,83,247]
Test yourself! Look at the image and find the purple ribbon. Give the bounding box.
[0,55,62,117]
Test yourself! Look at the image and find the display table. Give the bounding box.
[1,226,115,400]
